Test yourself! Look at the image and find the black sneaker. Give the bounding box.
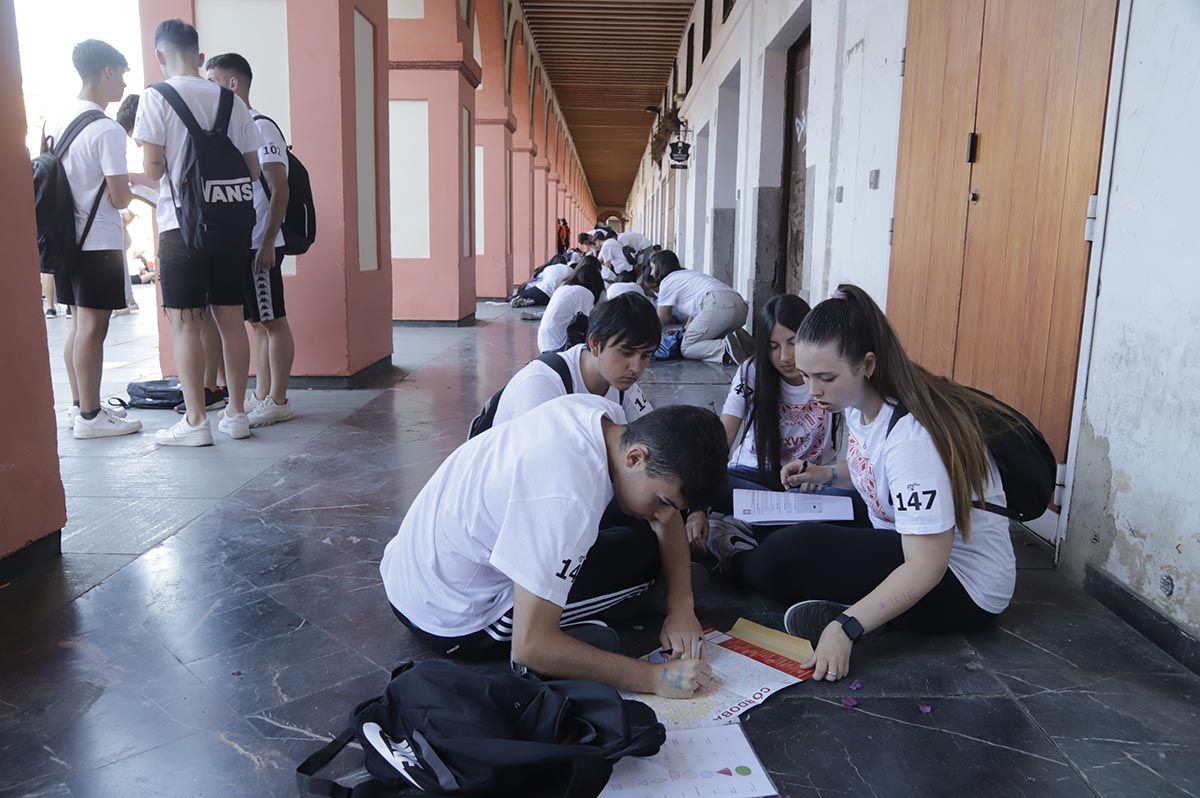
[65,306,72,318]
[783,599,850,643]
[174,387,229,414]
[45,307,57,318]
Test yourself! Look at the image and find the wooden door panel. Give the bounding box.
[953,0,1117,459]
[886,0,986,377]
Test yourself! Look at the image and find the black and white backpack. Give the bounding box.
[31,110,107,275]
[151,82,254,252]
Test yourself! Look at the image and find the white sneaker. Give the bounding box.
[155,416,214,447]
[217,411,251,439]
[73,409,142,439]
[104,401,128,418]
[247,397,293,428]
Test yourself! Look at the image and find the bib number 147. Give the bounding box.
[894,490,937,512]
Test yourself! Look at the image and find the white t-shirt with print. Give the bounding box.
[599,238,634,275]
[381,395,624,636]
[133,75,263,232]
[494,344,653,428]
[43,99,128,252]
[249,109,288,251]
[537,284,595,352]
[721,357,835,471]
[844,403,1016,614]
[606,282,647,302]
[533,261,573,296]
[656,269,737,319]
[618,231,651,253]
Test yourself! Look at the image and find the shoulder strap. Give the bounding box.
[294,725,357,798]
[51,110,106,158]
[536,352,574,394]
[151,82,205,138]
[252,113,288,145]
[77,178,108,248]
[885,403,909,437]
[213,86,235,135]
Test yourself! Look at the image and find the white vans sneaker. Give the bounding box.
[247,397,293,428]
[155,416,214,447]
[73,408,143,439]
[217,411,251,439]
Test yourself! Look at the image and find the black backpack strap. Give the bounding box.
[151,82,205,139]
[77,178,108,249]
[213,85,236,135]
[536,352,574,394]
[885,403,909,437]
[251,113,287,199]
[295,725,357,798]
[50,110,107,157]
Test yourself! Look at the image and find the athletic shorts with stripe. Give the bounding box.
[391,524,662,660]
[244,247,286,322]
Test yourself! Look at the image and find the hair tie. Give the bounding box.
[831,288,849,300]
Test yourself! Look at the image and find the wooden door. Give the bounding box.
[780,30,811,295]
[953,0,1117,460]
[886,0,986,377]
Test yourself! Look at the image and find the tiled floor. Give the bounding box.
[2,297,1197,797]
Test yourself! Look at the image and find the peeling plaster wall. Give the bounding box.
[1060,0,1200,635]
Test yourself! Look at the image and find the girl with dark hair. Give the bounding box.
[537,257,605,353]
[707,284,1016,683]
[511,255,571,308]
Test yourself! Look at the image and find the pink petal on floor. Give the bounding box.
[849,679,863,691]
[841,697,859,709]
[918,705,933,715]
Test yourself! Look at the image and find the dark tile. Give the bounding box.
[262,560,387,625]
[245,671,385,741]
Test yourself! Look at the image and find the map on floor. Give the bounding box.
[733,489,855,524]
[601,723,779,798]
[624,619,814,730]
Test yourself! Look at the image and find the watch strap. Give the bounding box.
[835,612,864,643]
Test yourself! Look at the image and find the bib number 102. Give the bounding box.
[894,490,937,512]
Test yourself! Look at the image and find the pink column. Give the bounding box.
[473,0,513,299]
[532,162,548,266]
[546,173,559,255]
[511,147,535,283]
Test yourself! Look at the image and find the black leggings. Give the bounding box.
[393,524,662,660]
[514,285,551,305]
[731,521,996,633]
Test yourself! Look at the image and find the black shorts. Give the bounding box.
[244,247,287,322]
[55,250,127,310]
[158,228,249,309]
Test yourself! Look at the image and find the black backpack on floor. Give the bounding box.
[251,113,317,255]
[32,110,107,275]
[296,660,665,798]
[886,389,1056,521]
[467,353,573,439]
[126,379,184,410]
[152,82,255,253]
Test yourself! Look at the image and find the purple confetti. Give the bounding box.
[849,679,863,691]
[918,705,933,715]
[841,697,859,709]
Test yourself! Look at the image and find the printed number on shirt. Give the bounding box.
[894,484,937,512]
[633,396,647,411]
[554,556,586,582]
[734,382,753,398]
[264,143,283,156]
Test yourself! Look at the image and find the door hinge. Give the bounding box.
[900,46,906,76]
[888,217,894,245]
[1053,463,1067,507]
[1083,194,1099,242]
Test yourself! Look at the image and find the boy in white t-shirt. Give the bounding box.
[651,249,749,364]
[46,40,142,440]
[381,397,730,697]
[205,53,294,429]
[133,19,263,447]
[595,230,634,283]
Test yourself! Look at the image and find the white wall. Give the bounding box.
[354,11,378,271]
[389,100,430,258]
[387,0,424,19]
[1060,0,1200,634]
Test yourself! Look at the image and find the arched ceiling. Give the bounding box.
[519,0,693,210]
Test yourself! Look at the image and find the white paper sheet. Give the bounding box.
[601,724,778,798]
[732,489,854,524]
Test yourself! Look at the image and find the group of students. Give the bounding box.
[38,21,296,443]
[381,281,1020,697]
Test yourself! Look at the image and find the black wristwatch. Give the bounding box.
[835,613,864,643]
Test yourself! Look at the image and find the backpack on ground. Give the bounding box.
[126,379,184,410]
[251,114,317,255]
[886,389,1057,521]
[32,110,108,275]
[467,353,573,439]
[151,82,255,253]
[295,660,665,798]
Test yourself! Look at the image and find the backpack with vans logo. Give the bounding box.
[151,82,254,253]
[886,389,1057,521]
[295,659,665,798]
[251,114,317,255]
[31,110,108,275]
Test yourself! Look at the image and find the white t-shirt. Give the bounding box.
[722,358,836,471]
[381,395,625,636]
[133,75,263,232]
[656,269,737,319]
[606,282,647,302]
[844,403,1016,614]
[43,100,128,252]
[250,109,287,251]
[494,344,653,428]
[618,231,651,253]
[599,238,634,275]
[533,261,573,296]
[537,284,595,352]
